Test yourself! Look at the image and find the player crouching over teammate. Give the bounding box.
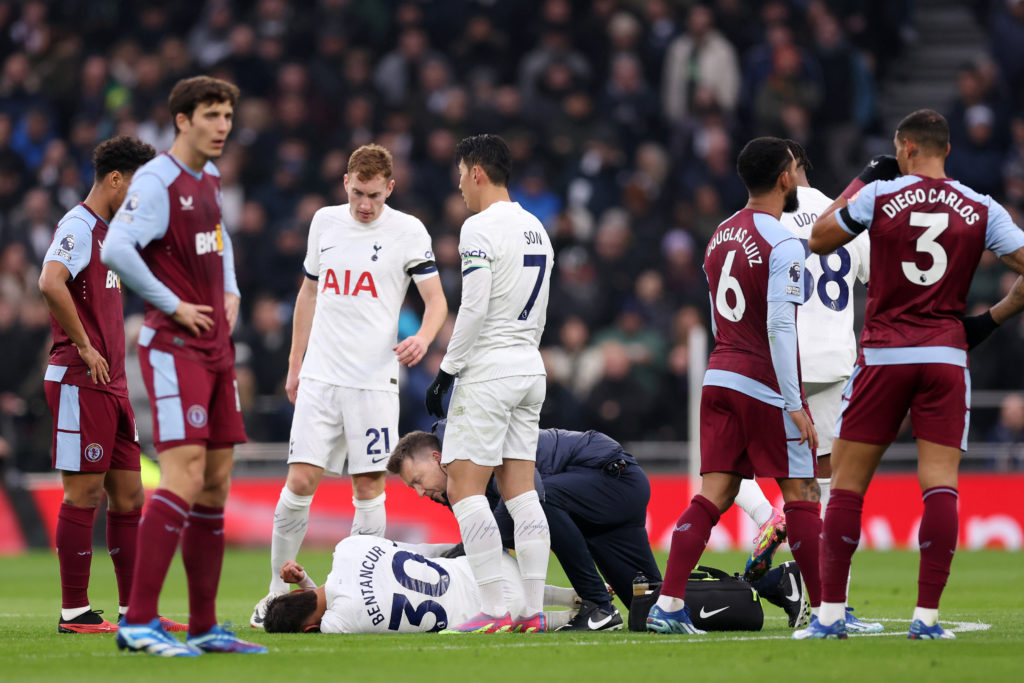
[260,536,580,634]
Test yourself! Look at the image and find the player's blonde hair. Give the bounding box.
[348,144,393,182]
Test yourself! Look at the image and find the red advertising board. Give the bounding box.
[21,473,1024,551]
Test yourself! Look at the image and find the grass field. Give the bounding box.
[1,548,1022,682]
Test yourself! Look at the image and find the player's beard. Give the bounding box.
[783,185,799,214]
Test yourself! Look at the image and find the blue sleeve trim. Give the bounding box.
[837,207,867,235]
[462,266,486,277]
[302,265,318,281]
[766,300,802,411]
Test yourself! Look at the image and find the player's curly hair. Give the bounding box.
[455,134,511,187]
[737,136,793,194]
[262,590,319,633]
[348,144,393,181]
[386,430,441,475]
[784,139,812,172]
[92,136,156,181]
[168,76,240,132]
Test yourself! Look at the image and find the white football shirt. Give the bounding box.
[320,536,523,633]
[781,185,870,383]
[440,201,553,383]
[300,204,437,392]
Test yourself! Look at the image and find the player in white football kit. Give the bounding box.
[424,135,554,633]
[733,141,888,633]
[251,145,447,627]
[260,536,580,634]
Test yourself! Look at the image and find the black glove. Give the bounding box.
[439,542,465,559]
[960,310,999,350]
[857,154,902,184]
[425,369,454,417]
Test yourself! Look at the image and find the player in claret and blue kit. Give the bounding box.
[803,109,1024,640]
[39,136,160,635]
[648,137,822,635]
[102,76,265,656]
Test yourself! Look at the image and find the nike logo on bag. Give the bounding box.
[588,614,615,629]
[699,606,729,618]
[785,574,802,602]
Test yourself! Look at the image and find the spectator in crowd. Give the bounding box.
[1,0,1021,473]
[662,4,740,128]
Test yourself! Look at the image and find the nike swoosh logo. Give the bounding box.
[370,456,389,464]
[785,573,801,602]
[869,160,878,167]
[699,606,729,618]
[588,614,614,629]
[674,522,691,532]
[320,246,336,253]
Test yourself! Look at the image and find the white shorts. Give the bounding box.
[805,379,846,458]
[441,375,545,468]
[288,378,398,475]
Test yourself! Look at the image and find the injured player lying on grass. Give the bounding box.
[261,535,582,633]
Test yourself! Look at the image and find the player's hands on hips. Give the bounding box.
[425,369,454,417]
[394,334,428,367]
[788,408,819,451]
[959,310,999,349]
[224,292,240,332]
[172,301,215,336]
[281,559,307,584]
[73,343,110,384]
[285,367,300,404]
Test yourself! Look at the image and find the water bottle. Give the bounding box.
[632,571,650,597]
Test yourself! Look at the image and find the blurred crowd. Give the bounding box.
[2,0,1024,472]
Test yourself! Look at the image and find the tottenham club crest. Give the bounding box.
[372,242,383,261]
[187,404,208,428]
[84,443,103,463]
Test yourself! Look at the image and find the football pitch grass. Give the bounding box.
[1,549,1022,682]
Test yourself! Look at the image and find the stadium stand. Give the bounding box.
[1,0,1022,475]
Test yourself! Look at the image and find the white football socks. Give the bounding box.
[270,486,314,594]
[655,595,686,612]
[544,610,574,630]
[912,607,938,626]
[543,584,578,608]
[818,477,831,514]
[735,478,775,527]
[452,495,506,617]
[351,492,386,537]
[818,601,845,626]
[61,605,91,621]
[505,490,550,617]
